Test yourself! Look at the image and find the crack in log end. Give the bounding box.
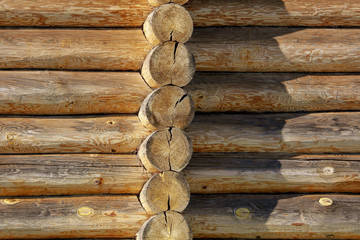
[169,29,174,41]
[174,94,188,109]
[167,127,173,171]
[167,194,171,211]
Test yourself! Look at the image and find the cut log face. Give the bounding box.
[139,171,190,215]
[142,42,196,88]
[138,127,193,173]
[143,3,193,46]
[148,0,189,7]
[138,85,195,131]
[136,211,192,240]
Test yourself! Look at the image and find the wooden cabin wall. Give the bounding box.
[1,0,360,239]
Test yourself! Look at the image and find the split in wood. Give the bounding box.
[143,3,193,46]
[142,41,195,88]
[136,211,192,240]
[138,127,192,173]
[148,0,189,7]
[138,85,195,131]
[139,171,190,215]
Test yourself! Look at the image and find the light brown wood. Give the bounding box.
[0,71,151,115]
[139,171,190,215]
[185,194,360,239]
[0,29,151,70]
[186,73,360,112]
[138,86,195,131]
[136,211,192,240]
[148,0,189,7]
[138,127,192,173]
[187,112,360,153]
[141,42,196,88]
[0,154,152,196]
[0,195,149,239]
[0,115,150,154]
[187,28,360,72]
[143,3,193,46]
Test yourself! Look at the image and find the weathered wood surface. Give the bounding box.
[0,71,151,115]
[188,112,360,153]
[185,194,360,239]
[0,115,150,154]
[187,73,360,112]
[0,154,151,196]
[0,29,151,70]
[1,0,359,27]
[2,153,360,196]
[187,28,360,72]
[0,196,149,239]
[1,72,360,114]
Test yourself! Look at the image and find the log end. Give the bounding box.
[147,0,189,7]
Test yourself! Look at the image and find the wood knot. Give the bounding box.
[77,207,93,217]
[93,178,103,185]
[3,199,21,205]
[6,133,15,141]
[319,197,333,206]
[235,208,251,218]
[322,166,334,175]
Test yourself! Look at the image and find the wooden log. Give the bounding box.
[136,211,192,240]
[186,73,360,112]
[0,29,151,70]
[0,154,152,196]
[141,42,196,88]
[138,127,192,173]
[138,86,195,131]
[185,194,360,239]
[0,115,150,154]
[149,0,189,7]
[0,71,151,115]
[0,196,149,239]
[187,28,360,72]
[185,153,360,194]
[187,112,360,153]
[143,3,193,46]
[139,171,190,215]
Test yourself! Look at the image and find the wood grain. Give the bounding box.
[187,112,360,153]
[187,73,360,112]
[0,71,151,115]
[187,28,360,72]
[0,195,149,239]
[0,29,151,70]
[185,194,360,239]
[0,0,359,27]
[0,115,150,154]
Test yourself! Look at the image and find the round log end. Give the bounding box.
[142,42,196,88]
[148,0,189,7]
[139,171,190,215]
[136,211,192,240]
[143,3,193,46]
[138,127,192,173]
[138,85,195,131]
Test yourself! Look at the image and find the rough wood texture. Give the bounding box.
[185,194,360,239]
[0,196,149,239]
[0,29,151,70]
[141,42,195,88]
[186,0,360,27]
[138,127,192,173]
[0,71,151,115]
[138,86,195,131]
[139,171,190,215]
[143,3,193,46]
[0,154,152,196]
[187,73,360,112]
[0,115,150,154]
[136,211,192,240]
[187,112,360,153]
[149,0,189,7]
[186,153,360,194]
[187,28,360,72]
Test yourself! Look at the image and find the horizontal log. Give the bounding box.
[185,194,360,239]
[0,196,149,239]
[2,153,360,196]
[188,112,360,153]
[187,28,360,72]
[0,29,151,70]
[187,73,360,112]
[0,0,359,27]
[0,115,150,154]
[0,71,151,114]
